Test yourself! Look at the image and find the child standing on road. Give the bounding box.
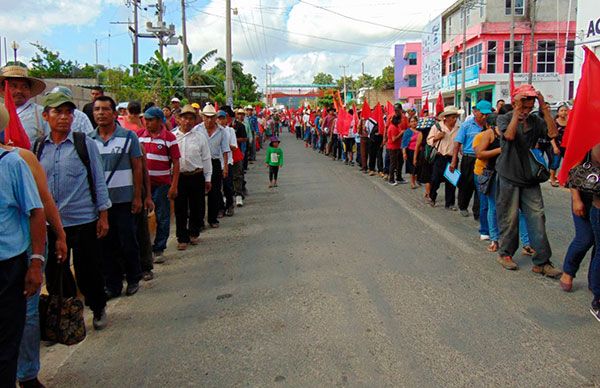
[265,136,284,188]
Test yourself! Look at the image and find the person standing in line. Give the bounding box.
[91,96,144,298]
[366,115,383,176]
[386,111,404,186]
[136,107,180,263]
[321,108,335,155]
[195,104,230,229]
[358,116,370,173]
[265,136,284,188]
[234,109,249,200]
[414,112,436,202]
[427,106,461,209]
[82,86,104,128]
[343,109,357,166]
[217,108,238,217]
[404,115,422,189]
[173,105,212,251]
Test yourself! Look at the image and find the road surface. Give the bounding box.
[42,132,599,387]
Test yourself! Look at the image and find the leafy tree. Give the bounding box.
[312,72,334,86]
[373,64,395,90]
[29,43,102,79]
[206,58,261,106]
[355,73,375,89]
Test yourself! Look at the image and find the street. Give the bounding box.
[41,132,599,387]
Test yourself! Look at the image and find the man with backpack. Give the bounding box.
[36,90,112,330]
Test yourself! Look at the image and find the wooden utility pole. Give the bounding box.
[528,0,537,83]
[225,0,233,106]
[460,0,467,115]
[181,0,189,88]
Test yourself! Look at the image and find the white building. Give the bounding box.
[574,0,600,95]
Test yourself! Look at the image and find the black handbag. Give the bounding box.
[39,265,86,346]
[478,168,496,195]
[527,149,550,183]
[566,161,600,195]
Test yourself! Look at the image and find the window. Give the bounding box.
[536,40,556,73]
[505,0,525,16]
[565,40,575,74]
[450,53,462,73]
[487,41,497,73]
[408,75,417,87]
[503,40,523,73]
[465,43,483,69]
[407,52,417,66]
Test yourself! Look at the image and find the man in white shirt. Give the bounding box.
[217,108,238,216]
[172,105,212,250]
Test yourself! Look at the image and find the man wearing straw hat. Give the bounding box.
[0,62,48,147]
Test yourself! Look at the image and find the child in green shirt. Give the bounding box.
[265,136,284,188]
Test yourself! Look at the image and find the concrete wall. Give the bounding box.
[363,89,395,105]
[30,78,103,110]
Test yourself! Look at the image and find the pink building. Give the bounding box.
[438,0,576,111]
[394,42,422,108]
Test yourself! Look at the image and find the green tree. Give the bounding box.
[312,72,334,86]
[206,58,261,106]
[29,43,102,79]
[355,73,375,89]
[373,63,395,90]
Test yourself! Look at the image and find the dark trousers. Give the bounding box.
[320,133,328,152]
[102,203,142,294]
[175,172,206,243]
[232,162,244,196]
[269,166,280,181]
[369,136,383,172]
[331,134,340,159]
[0,253,27,387]
[360,137,370,170]
[46,222,106,313]
[136,211,153,273]
[563,201,595,281]
[457,155,480,217]
[430,154,456,207]
[388,149,401,183]
[207,159,223,224]
[496,175,552,264]
[223,167,234,209]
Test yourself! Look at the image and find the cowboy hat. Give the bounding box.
[437,106,464,119]
[0,63,46,97]
[179,104,198,117]
[202,103,217,116]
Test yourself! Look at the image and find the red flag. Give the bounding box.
[361,99,371,120]
[421,95,429,117]
[386,101,394,119]
[352,104,359,133]
[435,91,444,116]
[214,101,219,112]
[509,72,516,100]
[373,103,384,135]
[3,81,31,149]
[255,105,262,115]
[558,47,600,185]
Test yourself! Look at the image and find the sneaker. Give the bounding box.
[177,242,188,251]
[190,236,200,245]
[497,255,519,270]
[125,282,140,296]
[480,234,490,241]
[459,209,469,217]
[142,271,154,281]
[388,181,398,186]
[532,262,562,278]
[590,301,600,322]
[92,308,108,330]
[153,251,166,264]
[398,179,408,184]
[235,195,244,207]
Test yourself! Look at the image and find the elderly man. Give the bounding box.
[82,86,104,128]
[495,85,561,277]
[173,105,212,250]
[194,104,230,228]
[0,63,48,147]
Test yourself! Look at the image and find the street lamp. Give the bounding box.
[11,41,19,63]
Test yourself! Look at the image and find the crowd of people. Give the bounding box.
[0,62,270,387]
[287,85,600,324]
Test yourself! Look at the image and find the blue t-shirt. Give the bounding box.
[0,149,43,260]
[455,117,484,155]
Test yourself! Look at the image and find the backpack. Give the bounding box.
[34,132,97,204]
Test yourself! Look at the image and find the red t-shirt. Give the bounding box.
[386,123,403,150]
[137,128,181,187]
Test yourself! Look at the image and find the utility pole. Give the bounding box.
[95,39,99,66]
[340,65,348,104]
[509,0,516,87]
[225,0,233,106]
[181,0,189,88]
[262,65,271,106]
[158,0,165,56]
[528,0,536,83]
[460,0,467,116]
[454,46,459,107]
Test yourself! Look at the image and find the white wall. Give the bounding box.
[574,0,600,96]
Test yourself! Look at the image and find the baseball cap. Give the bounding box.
[50,86,74,98]
[191,102,200,109]
[144,106,165,121]
[216,110,227,118]
[42,91,77,110]
[474,100,493,115]
[171,97,181,103]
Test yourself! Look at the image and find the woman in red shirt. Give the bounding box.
[386,116,404,186]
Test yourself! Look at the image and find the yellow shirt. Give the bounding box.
[473,132,486,175]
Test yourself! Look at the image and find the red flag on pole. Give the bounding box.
[509,72,516,100]
[558,47,600,185]
[421,95,429,117]
[435,91,444,116]
[361,99,371,120]
[214,101,219,112]
[255,105,262,115]
[352,104,359,133]
[3,81,31,149]
[373,103,384,135]
[386,101,394,119]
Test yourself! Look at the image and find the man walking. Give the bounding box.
[136,107,180,263]
[495,85,561,277]
[91,96,144,298]
[38,89,112,330]
[82,86,104,128]
[173,105,212,250]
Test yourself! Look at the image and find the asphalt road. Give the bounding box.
[42,132,600,387]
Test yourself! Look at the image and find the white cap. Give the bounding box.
[171,97,181,103]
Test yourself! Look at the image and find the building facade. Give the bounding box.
[574,0,600,94]
[394,42,423,108]
[435,0,576,113]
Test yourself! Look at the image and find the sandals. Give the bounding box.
[550,181,560,187]
[487,241,499,252]
[522,246,536,256]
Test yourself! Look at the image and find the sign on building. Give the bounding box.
[421,16,442,96]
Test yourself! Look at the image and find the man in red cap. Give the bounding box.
[494,85,560,277]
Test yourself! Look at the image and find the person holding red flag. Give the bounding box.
[494,84,561,277]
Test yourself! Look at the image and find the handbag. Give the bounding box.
[566,160,600,195]
[478,168,496,195]
[425,123,442,164]
[527,149,550,183]
[39,265,86,346]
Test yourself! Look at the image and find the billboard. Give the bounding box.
[421,16,442,95]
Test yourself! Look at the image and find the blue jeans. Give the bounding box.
[588,207,600,300]
[483,177,499,242]
[563,203,595,279]
[152,184,171,253]
[475,174,489,236]
[17,290,40,382]
[519,211,530,246]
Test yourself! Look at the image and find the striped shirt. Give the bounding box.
[137,128,180,186]
[90,125,143,204]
